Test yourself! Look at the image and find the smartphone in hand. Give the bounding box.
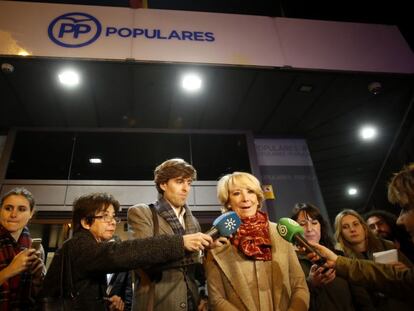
[31,238,42,251]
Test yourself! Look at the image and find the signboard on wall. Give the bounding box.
[255,138,328,222]
[0,1,283,67]
[0,1,412,72]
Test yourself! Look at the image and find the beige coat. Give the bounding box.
[128,203,201,311]
[205,222,309,311]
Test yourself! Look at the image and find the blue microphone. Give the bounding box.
[205,211,241,239]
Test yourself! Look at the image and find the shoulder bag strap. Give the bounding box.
[147,203,159,311]
[148,203,159,236]
[61,242,76,298]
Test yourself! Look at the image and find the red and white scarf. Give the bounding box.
[231,211,272,261]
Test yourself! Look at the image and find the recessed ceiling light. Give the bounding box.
[18,50,30,56]
[347,187,358,196]
[89,158,102,164]
[1,63,14,74]
[359,125,377,141]
[368,81,382,95]
[58,69,80,87]
[298,84,313,92]
[182,73,202,92]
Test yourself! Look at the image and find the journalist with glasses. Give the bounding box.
[41,192,213,310]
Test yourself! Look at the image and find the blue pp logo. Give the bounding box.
[48,12,102,48]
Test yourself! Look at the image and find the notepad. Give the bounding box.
[373,249,398,264]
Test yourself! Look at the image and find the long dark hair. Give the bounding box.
[292,202,335,250]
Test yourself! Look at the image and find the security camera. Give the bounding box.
[368,81,382,95]
[1,63,14,74]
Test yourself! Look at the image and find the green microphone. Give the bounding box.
[277,217,326,266]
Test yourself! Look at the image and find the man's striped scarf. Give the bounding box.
[154,198,201,268]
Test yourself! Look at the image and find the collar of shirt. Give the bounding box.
[172,205,187,229]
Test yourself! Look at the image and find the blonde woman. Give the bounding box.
[334,209,412,311]
[205,172,309,311]
[292,203,360,311]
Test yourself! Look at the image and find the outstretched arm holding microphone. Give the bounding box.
[307,242,414,298]
[306,163,414,298]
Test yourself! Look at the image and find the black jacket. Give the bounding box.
[42,229,184,310]
[107,271,133,311]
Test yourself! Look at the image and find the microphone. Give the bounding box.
[205,211,241,239]
[277,217,326,266]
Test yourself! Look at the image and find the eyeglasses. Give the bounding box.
[92,215,121,224]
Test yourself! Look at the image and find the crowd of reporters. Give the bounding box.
[0,161,413,310]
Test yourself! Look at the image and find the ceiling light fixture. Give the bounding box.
[89,158,102,164]
[347,187,358,196]
[359,125,377,141]
[1,63,14,74]
[182,73,202,92]
[298,84,313,92]
[18,50,30,56]
[368,81,382,95]
[58,69,80,87]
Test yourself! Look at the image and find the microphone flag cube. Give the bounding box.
[208,211,241,238]
[213,211,241,237]
[277,217,327,266]
[277,217,304,243]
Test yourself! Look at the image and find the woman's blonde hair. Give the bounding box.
[217,172,264,213]
[334,209,377,257]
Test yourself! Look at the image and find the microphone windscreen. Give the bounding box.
[277,217,326,266]
[211,211,241,237]
[277,218,304,243]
